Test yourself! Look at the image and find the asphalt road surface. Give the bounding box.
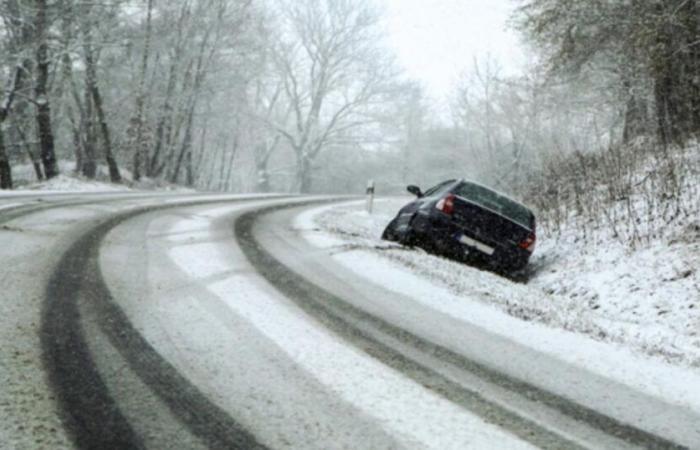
[0,193,697,449]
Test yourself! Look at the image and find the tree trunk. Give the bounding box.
[13,57,39,177]
[295,151,312,193]
[149,61,178,177]
[169,12,215,185]
[6,0,38,184]
[132,0,154,181]
[0,127,12,189]
[148,3,191,178]
[82,82,97,179]
[82,26,121,183]
[0,64,26,189]
[59,3,89,177]
[29,152,44,180]
[185,149,194,187]
[170,106,195,183]
[215,144,227,191]
[35,0,59,179]
[654,72,678,147]
[622,78,647,144]
[192,108,211,178]
[68,115,83,175]
[14,126,44,180]
[224,139,238,192]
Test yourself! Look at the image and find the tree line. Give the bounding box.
[1,0,697,234]
[463,0,700,245]
[517,0,700,147]
[418,0,700,246]
[0,0,406,193]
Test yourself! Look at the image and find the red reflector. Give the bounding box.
[519,232,536,252]
[436,194,456,215]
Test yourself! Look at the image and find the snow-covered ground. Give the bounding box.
[301,198,700,372]
[20,173,131,193]
[3,161,196,195]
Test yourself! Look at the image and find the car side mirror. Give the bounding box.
[407,185,423,198]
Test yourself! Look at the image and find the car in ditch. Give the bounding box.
[381,179,536,273]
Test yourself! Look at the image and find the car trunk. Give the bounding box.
[450,197,531,247]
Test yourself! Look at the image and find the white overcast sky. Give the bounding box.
[380,0,526,102]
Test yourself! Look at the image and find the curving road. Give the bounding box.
[0,193,696,449]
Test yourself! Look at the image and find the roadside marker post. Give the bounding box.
[366,180,375,214]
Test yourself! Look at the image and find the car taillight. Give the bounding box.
[519,232,536,252]
[436,194,456,215]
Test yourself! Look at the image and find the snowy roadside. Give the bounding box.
[13,173,131,193]
[1,161,196,196]
[294,198,700,411]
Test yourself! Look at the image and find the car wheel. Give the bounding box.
[381,218,399,241]
[398,214,419,246]
[502,260,529,279]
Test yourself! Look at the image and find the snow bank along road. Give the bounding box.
[0,193,696,449]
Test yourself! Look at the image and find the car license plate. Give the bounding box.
[458,234,495,256]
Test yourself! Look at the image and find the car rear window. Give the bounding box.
[454,182,534,229]
[422,180,456,197]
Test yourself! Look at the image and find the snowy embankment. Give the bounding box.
[22,174,130,193]
[3,161,195,195]
[4,161,130,195]
[295,198,700,410]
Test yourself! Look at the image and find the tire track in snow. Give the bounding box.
[0,199,81,225]
[41,197,277,450]
[0,193,164,227]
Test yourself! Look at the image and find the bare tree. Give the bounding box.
[269,0,398,192]
[79,5,121,183]
[0,0,401,192]
[248,71,289,192]
[0,67,23,189]
[35,0,59,179]
[134,0,253,186]
[2,0,45,181]
[130,0,154,181]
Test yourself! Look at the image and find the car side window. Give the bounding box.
[422,180,455,197]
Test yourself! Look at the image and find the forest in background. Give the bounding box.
[0,0,407,193]
[0,0,698,246]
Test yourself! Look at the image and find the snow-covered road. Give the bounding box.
[0,193,696,449]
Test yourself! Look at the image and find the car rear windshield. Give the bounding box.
[423,179,456,197]
[454,182,534,229]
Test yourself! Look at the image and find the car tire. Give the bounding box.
[381,218,399,241]
[502,260,529,278]
[398,214,420,246]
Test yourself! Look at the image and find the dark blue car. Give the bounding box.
[382,179,536,273]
